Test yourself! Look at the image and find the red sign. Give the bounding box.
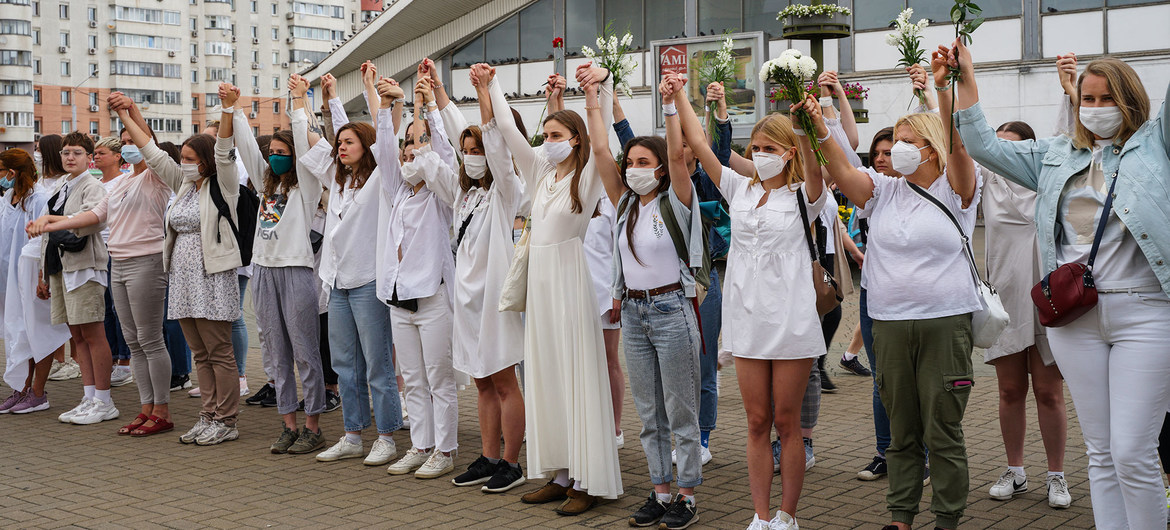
[660,45,688,76]
[361,0,383,11]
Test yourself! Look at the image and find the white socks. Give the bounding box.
[843,352,859,362]
[1008,466,1025,479]
[378,434,393,443]
[345,433,362,444]
[552,469,571,487]
[83,385,95,401]
[1048,470,1064,479]
[656,492,672,503]
[94,388,112,404]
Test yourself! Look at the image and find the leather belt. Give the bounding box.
[624,283,683,299]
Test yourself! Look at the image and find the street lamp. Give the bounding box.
[70,68,98,135]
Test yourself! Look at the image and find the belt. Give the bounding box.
[1097,286,1162,294]
[624,283,683,299]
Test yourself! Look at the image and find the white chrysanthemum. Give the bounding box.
[759,60,775,84]
[798,56,817,78]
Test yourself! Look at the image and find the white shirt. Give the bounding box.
[618,197,679,290]
[98,174,122,244]
[583,198,617,315]
[817,198,837,255]
[378,140,455,303]
[858,167,983,320]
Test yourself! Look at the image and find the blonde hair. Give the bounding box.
[894,113,947,175]
[94,136,122,154]
[1073,58,1149,149]
[746,113,804,189]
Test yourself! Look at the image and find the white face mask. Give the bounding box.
[543,139,574,165]
[625,165,662,195]
[1079,106,1124,139]
[890,141,931,176]
[33,151,43,175]
[463,154,487,180]
[753,152,789,182]
[401,161,424,186]
[180,163,201,182]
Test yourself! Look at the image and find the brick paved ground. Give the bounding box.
[0,232,1097,528]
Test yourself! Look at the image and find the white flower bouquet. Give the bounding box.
[582,24,638,97]
[776,3,851,20]
[694,36,737,143]
[885,8,930,107]
[760,49,827,165]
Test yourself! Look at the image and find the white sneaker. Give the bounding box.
[671,445,713,466]
[387,447,431,475]
[110,366,134,387]
[989,469,1028,500]
[46,360,65,379]
[195,420,239,445]
[239,376,250,397]
[48,360,81,381]
[71,399,119,425]
[616,430,624,449]
[188,386,201,398]
[316,437,364,462]
[58,399,93,423]
[1047,475,1071,509]
[180,418,212,444]
[746,514,771,530]
[769,510,799,530]
[414,451,454,479]
[363,437,397,466]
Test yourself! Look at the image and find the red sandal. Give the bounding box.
[118,414,150,435]
[130,415,174,437]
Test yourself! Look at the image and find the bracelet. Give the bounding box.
[584,105,600,110]
[662,102,678,116]
[221,107,235,114]
[792,128,806,136]
[934,81,952,92]
[818,96,834,107]
[817,131,832,143]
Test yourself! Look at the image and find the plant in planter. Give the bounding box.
[778,3,852,40]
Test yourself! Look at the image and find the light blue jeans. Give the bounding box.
[622,290,703,488]
[232,274,249,377]
[329,281,401,434]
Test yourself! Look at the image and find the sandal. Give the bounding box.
[130,415,175,437]
[118,414,150,435]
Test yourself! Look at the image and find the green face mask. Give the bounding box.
[268,154,294,175]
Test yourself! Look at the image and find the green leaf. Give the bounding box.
[965,18,984,33]
[968,5,982,16]
[967,2,981,11]
[951,9,964,24]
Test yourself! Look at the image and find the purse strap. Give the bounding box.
[905,181,983,287]
[795,187,821,263]
[1085,170,1120,271]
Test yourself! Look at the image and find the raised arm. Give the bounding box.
[546,73,566,114]
[374,78,405,197]
[1055,53,1079,136]
[676,74,724,190]
[360,61,381,128]
[664,77,693,206]
[319,73,345,141]
[796,95,874,208]
[287,75,322,146]
[421,78,459,172]
[791,96,825,205]
[705,82,733,167]
[930,45,977,207]
[481,64,537,177]
[578,64,620,204]
[120,107,182,191]
[821,72,860,150]
[221,83,266,191]
[908,64,938,112]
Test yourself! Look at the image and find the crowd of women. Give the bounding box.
[2,34,1169,530]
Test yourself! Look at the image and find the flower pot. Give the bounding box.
[848,97,868,123]
[781,12,851,40]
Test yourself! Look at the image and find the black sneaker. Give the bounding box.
[839,355,872,376]
[452,455,497,486]
[259,388,277,407]
[245,383,274,406]
[628,492,670,527]
[481,460,526,493]
[169,374,191,391]
[857,456,888,481]
[659,496,698,530]
[323,390,341,412]
[819,369,837,393]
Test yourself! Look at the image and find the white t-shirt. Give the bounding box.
[858,167,983,321]
[817,197,837,255]
[618,197,680,290]
[98,175,122,244]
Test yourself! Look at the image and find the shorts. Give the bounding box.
[49,274,106,325]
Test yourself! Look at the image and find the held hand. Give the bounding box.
[818,70,840,97]
[360,61,378,86]
[659,75,677,103]
[423,58,441,84]
[951,38,974,79]
[219,83,239,108]
[417,59,430,80]
[414,77,434,105]
[791,93,824,129]
[377,78,405,101]
[107,92,133,112]
[576,63,609,88]
[1056,53,1078,96]
[288,74,309,98]
[908,64,930,92]
[26,216,50,238]
[321,73,337,100]
[36,278,49,300]
[609,299,621,324]
[470,63,494,88]
[705,82,725,104]
[851,250,865,267]
[931,47,952,87]
[546,74,566,100]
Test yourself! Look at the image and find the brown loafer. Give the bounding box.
[520,479,569,504]
[555,488,597,516]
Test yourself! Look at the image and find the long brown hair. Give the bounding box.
[263,130,299,197]
[868,126,895,165]
[332,122,377,189]
[1073,58,1150,149]
[620,136,671,266]
[0,148,38,211]
[459,126,493,193]
[181,133,219,181]
[543,110,590,214]
[38,134,66,179]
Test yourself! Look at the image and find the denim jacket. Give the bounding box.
[954,85,1170,293]
[610,184,704,300]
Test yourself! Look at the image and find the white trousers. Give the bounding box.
[390,288,458,453]
[1047,290,1170,530]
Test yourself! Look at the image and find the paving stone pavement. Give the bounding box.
[0,251,1097,528]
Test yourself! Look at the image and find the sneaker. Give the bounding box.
[481,460,526,493]
[628,492,670,527]
[59,399,94,423]
[387,447,431,475]
[323,390,341,412]
[746,514,771,530]
[245,382,274,405]
[270,426,300,454]
[259,389,277,407]
[46,360,65,379]
[989,469,1028,500]
[803,438,815,471]
[415,451,454,479]
[71,399,119,425]
[195,420,239,445]
[110,366,134,387]
[616,430,624,449]
[239,376,250,397]
[363,437,397,466]
[316,437,365,462]
[170,374,192,391]
[660,496,698,530]
[819,370,837,394]
[857,456,888,481]
[180,418,212,444]
[769,510,799,530]
[671,446,713,466]
[923,465,931,487]
[1047,475,1071,509]
[48,360,81,381]
[452,455,497,486]
[188,386,201,398]
[11,391,49,414]
[839,355,872,376]
[0,390,25,413]
[288,427,326,454]
[771,439,782,473]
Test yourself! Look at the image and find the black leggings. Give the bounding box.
[1159,412,1170,472]
[319,312,338,386]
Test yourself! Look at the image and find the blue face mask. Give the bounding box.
[269,154,294,175]
[121,145,144,164]
[0,172,14,189]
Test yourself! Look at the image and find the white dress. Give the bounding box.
[583,198,618,326]
[718,168,828,360]
[488,75,622,499]
[981,167,1052,364]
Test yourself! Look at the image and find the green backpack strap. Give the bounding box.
[658,194,711,290]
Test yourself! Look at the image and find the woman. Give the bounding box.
[118,100,243,446]
[221,81,327,455]
[815,45,981,529]
[605,75,704,530]
[91,137,132,386]
[297,72,403,466]
[27,94,176,436]
[0,149,71,414]
[980,120,1070,509]
[678,81,827,529]
[484,61,622,515]
[951,38,1170,529]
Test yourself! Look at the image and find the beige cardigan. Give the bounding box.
[40,172,109,273]
[141,137,242,275]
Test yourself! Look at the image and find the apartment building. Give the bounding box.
[0,0,385,150]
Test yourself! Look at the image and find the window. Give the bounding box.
[250,0,256,13]
[205,93,221,107]
[190,43,198,56]
[193,124,201,135]
[700,0,743,34]
[87,35,97,49]
[60,90,70,104]
[484,15,519,64]
[61,120,71,133]
[0,112,33,128]
[251,50,259,62]
[856,0,1022,31]
[0,0,32,5]
[190,17,197,30]
[58,3,67,19]
[59,60,69,76]
[59,31,69,47]
[32,58,39,73]
[34,120,40,133]
[205,41,233,56]
[290,26,345,41]
[145,118,184,132]
[115,88,163,104]
[855,0,905,31]
[191,69,198,83]
[292,2,344,18]
[271,27,279,40]
[251,74,258,86]
[289,49,328,63]
[89,121,98,135]
[32,29,39,44]
[205,15,231,29]
[88,63,97,76]
[86,6,96,22]
[0,80,33,95]
[0,19,32,35]
[646,0,685,42]
[520,0,554,61]
[271,3,277,15]
[250,25,257,38]
[111,60,181,78]
[565,1,600,51]
[35,88,42,102]
[112,6,181,24]
[451,35,483,67]
[252,126,259,136]
[272,101,280,113]
[604,0,643,49]
[251,100,259,113]
[164,91,180,105]
[113,33,182,51]
[88,92,98,106]
[272,50,280,64]
[272,76,279,89]
[192,95,199,109]
[205,67,232,81]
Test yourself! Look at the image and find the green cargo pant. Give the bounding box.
[873,314,974,529]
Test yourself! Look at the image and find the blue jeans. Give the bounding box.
[697,266,721,433]
[164,286,191,376]
[860,289,891,456]
[104,261,130,361]
[232,274,249,377]
[622,290,703,488]
[329,281,401,434]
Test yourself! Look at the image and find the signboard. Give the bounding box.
[650,32,768,137]
[360,0,383,12]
